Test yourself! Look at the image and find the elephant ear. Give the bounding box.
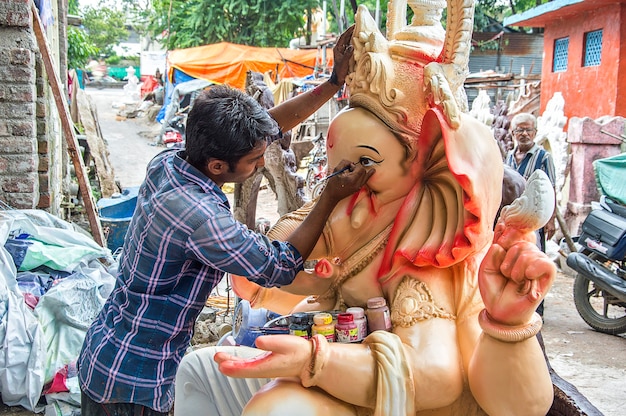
[378,108,502,279]
[423,0,475,128]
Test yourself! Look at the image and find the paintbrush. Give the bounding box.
[321,160,364,183]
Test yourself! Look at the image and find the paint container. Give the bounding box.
[312,312,335,342]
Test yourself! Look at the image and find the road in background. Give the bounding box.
[86,86,163,190]
[542,269,626,415]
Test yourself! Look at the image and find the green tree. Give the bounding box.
[69,0,79,15]
[82,6,129,55]
[146,0,323,49]
[140,0,544,51]
[67,26,98,68]
[474,0,546,31]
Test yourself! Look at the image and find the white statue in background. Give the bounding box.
[536,92,569,200]
[469,90,495,126]
[123,66,141,103]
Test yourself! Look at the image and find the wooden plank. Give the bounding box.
[76,88,118,198]
[30,1,106,247]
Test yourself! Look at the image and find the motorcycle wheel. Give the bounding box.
[305,169,316,198]
[573,274,626,335]
[311,181,325,200]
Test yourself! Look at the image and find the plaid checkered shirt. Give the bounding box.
[78,149,303,412]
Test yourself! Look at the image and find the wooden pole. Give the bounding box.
[31,2,106,247]
[556,208,577,253]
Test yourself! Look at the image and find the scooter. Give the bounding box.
[566,195,626,335]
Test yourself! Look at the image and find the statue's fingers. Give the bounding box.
[215,351,275,377]
[525,255,556,282]
[481,244,506,275]
[528,279,540,302]
[478,244,507,305]
[501,241,542,283]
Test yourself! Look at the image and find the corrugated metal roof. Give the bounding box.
[472,33,544,55]
[465,32,543,109]
[469,33,543,76]
[504,0,625,28]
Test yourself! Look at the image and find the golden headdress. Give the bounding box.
[345,0,476,143]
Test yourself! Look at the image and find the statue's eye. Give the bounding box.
[358,156,383,167]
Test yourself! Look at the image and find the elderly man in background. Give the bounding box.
[505,112,557,316]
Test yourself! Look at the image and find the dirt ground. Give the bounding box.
[1,87,624,415]
[542,270,626,415]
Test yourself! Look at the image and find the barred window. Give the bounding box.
[583,30,603,67]
[553,37,569,72]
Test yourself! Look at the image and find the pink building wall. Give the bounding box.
[540,3,625,120]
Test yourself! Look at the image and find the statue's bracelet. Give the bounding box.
[300,334,329,388]
[478,309,542,343]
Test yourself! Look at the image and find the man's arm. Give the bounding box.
[268,26,354,132]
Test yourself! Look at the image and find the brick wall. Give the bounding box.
[0,0,38,209]
[0,0,65,214]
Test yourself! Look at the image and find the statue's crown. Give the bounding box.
[345,1,475,143]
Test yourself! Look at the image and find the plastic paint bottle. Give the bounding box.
[289,312,310,339]
[346,306,367,341]
[312,312,335,342]
[366,297,392,333]
[329,310,342,325]
[336,313,359,343]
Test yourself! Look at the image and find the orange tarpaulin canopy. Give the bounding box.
[166,42,333,90]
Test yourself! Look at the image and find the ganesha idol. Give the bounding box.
[174,2,557,415]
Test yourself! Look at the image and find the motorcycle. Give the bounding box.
[304,133,327,199]
[567,192,626,335]
[162,112,187,147]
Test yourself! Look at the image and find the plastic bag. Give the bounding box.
[0,209,112,273]
[0,216,46,412]
[0,209,115,412]
[35,264,115,384]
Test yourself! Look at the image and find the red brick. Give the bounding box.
[0,154,36,173]
[2,193,37,210]
[10,49,31,65]
[1,11,31,27]
[38,172,49,192]
[36,99,46,117]
[37,139,48,153]
[0,67,34,83]
[0,120,9,136]
[6,85,35,103]
[11,122,33,136]
[0,134,35,154]
[1,176,36,193]
[37,193,51,209]
[37,155,49,172]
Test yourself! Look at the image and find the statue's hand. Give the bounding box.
[478,241,555,326]
[215,335,310,379]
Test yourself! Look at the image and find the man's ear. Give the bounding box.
[206,159,228,175]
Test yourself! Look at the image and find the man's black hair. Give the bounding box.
[184,85,279,171]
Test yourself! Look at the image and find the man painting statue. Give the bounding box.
[174,3,556,415]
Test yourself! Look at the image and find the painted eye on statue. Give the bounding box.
[358,156,383,168]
